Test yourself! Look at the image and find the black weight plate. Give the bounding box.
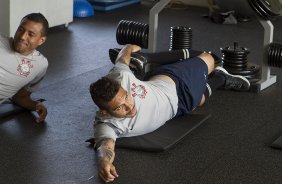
[126,21,134,44]
[222,51,250,56]
[248,0,269,20]
[135,22,144,46]
[171,30,192,34]
[130,21,139,45]
[223,57,249,62]
[142,24,149,49]
[257,0,281,16]
[276,44,282,68]
[173,31,192,35]
[272,43,278,67]
[171,37,192,41]
[171,43,192,47]
[252,0,275,18]
[171,34,192,38]
[171,29,192,34]
[222,55,248,59]
[121,20,130,45]
[222,59,248,65]
[268,43,273,66]
[116,20,125,44]
[127,21,134,44]
[171,43,192,46]
[271,44,276,66]
[130,21,138,44]
[171,38,192,42]
[274,43,279,67]
[277,44,282,68]
[171,26,192,30]
[224,63,260,75]
[223,62,247,68]
[221,48,250,55]
[141,23,149,48]
[279,45,282,67]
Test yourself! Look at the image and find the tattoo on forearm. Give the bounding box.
[105,149,113,160]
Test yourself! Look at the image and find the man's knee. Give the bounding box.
[198,52,214,74]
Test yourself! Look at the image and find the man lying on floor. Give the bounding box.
[0,13,49,123]
[89,44,250,182]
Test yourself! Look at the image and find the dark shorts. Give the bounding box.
[146,57,208,117]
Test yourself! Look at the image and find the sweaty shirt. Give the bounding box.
[0,35,48,103]
[94,62,178,143]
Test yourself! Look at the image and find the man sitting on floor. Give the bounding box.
[0,13,49,123]
[89,44,250,182]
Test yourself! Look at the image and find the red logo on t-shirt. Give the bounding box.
[17,59,33,77]
[131,83,147,99]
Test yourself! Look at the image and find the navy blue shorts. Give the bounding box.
[146,57,208,117]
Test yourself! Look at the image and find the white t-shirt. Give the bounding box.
[0,35,48,104]
[94,62,178,143]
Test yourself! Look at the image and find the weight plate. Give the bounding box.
[222,59,248,65]
[248,0,269,19]
[221,48,250,55]
[223,63,248,68]
[252,0,275,18]
[257,0,281,16]
[223,63,260,75]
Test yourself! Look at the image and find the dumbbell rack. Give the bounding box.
[148,0,171,53]
[147,0,278,92]
[254,19,277,91]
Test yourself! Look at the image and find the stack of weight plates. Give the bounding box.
[268,42,282,68]
[116,20,149,49]
[170,26,192,50]
[221,42,261,84]
[248,0,281,20]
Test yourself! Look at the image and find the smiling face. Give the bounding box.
[13,19,46,56]
[102,87,137,118]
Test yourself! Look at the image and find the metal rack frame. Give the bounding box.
[255,19,277,91]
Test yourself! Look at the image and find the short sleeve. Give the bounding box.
[94,122,119,146]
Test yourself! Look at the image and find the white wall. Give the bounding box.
[0,1,10,36]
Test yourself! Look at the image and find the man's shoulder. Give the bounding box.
[33,50,48,65]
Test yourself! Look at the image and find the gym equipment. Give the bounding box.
[73,0,94,17]
[271,135,282,150]
[116,20,149,49]
[248,0,281,20]
[268,42,282,68]
[147,0,281,91]
[221,42,261,84]
[88,0,140,12]
[109,48,147,80]
[86,113,210,152]
[246,0,281,91]
[170,26,192,50]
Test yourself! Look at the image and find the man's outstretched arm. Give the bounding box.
[12,88,47,123]
[115,44,141,65]
[96,138,118,182]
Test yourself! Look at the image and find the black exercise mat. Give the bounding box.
[271,135,282,149]
[87,113,211,152]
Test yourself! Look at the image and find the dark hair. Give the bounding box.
[21,13,49,36]
[89,77,120,110]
